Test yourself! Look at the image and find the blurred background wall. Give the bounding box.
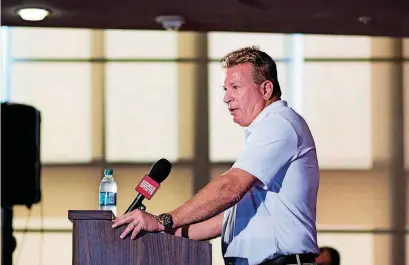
[1,26,408,265]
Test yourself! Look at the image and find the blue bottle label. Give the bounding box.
[99,192,117,206]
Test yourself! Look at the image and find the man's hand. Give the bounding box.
[111,209,164,239]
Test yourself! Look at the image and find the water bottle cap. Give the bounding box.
[104,168,113,175]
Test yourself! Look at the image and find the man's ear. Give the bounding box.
[261,81,274,100]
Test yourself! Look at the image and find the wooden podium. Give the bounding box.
[68,210,212,265]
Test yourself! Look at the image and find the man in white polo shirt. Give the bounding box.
[112,46,320,265]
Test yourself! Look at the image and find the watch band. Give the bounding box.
[156,213,174,232]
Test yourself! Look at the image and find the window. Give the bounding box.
[317,233,374,265]
[104,30,178,59]
[9,27,93,163]
[303,62,372,169]
[208,32,287,60]
[103,30,187,162]
[304,34,371,58]
[11,27,91,58]
[11,62,92,162]
[300,34,375,169]
[104,62,179,162]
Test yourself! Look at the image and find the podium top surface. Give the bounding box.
[68,210,115,222]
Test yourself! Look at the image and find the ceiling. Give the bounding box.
[1,0,409,37]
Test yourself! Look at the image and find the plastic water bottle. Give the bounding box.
[99,168,117,216]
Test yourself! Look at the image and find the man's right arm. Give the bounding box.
[172,212,224,241]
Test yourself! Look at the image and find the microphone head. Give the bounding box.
[147,158,172,184]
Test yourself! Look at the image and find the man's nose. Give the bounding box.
[223,92,232,104]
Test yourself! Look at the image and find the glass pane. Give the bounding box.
[105,62,179,162]
[208,61,288,161]
[317,233,374,265]
[208,32,287,59]
[104,30,178,59]
[304,34,371,58]
[303,62,372,169]
[11,62,92,163]
[11,27,91,58]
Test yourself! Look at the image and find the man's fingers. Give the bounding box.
[131,224,143,240]
[112,219,124,228]
[120,221,138,239]
[112,215,134,228]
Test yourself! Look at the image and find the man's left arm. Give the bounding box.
[168,168,258,229]
[112,169,257,239]
[112,118,297,239]
[169,119,298,228]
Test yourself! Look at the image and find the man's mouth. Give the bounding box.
[229,108,238,113]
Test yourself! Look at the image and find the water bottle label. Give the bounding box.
[99,192,117,206]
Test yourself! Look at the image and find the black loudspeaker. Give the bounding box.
[1,102,42,208]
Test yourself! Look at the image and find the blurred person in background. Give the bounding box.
[112,46,320,265]
[316,247,340,265]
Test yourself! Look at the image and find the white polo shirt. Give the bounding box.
[221,100,320,265]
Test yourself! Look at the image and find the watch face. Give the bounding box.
[160,213,173,228]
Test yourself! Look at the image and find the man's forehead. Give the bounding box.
[226,64,252,74]
[224,64,252,83]
[224,71,241,82]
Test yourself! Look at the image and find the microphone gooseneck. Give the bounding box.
[125,193,144,213]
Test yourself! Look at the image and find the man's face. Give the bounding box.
[223,63,266,127]
[316,250,332,265]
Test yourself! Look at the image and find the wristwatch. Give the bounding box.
[156,213,174,232]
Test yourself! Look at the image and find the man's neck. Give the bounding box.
[264,96,281,108]
[247,96,282,128]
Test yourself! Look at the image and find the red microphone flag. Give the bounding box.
[135,175,160,199]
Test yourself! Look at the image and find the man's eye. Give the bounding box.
[232,86,239,90]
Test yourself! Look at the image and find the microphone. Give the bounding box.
[124,158,172,214]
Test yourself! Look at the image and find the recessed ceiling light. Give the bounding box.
[17,8,50,21]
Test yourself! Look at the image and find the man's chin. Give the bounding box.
[233,117,247,127]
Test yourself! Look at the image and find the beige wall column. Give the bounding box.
[90,30,106,163]
[371,37,406,264]
[177,32,210,194]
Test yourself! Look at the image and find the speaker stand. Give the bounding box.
[1,206,17,265]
